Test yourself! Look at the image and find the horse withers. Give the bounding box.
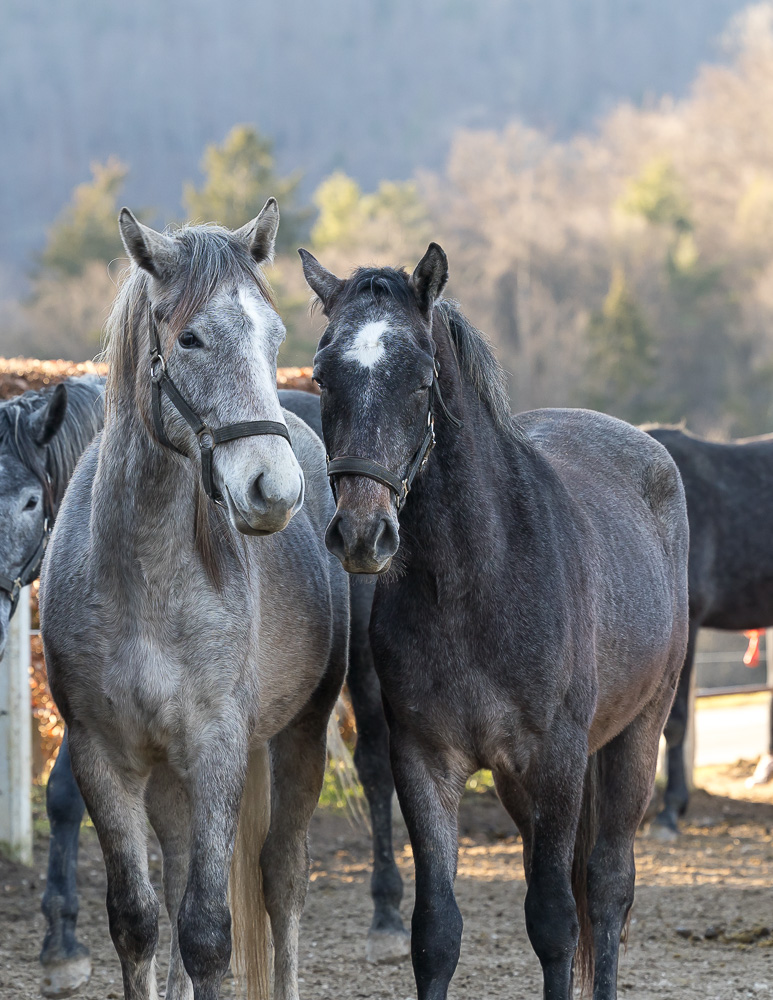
[301,243,689,1000]
[40,202,349,1000]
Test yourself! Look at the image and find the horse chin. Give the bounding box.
[341,554,393,575]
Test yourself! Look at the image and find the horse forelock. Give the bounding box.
[104,224,275,408]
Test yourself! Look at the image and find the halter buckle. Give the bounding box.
[149,352,166,382]
[396,480,410,510]
[198,427,215,452]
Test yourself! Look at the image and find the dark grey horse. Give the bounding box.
[0,376,104,656]
[0,375,104,998]
[646,424,773,835]
[300,243,689,1000]
[40,204,351,1000]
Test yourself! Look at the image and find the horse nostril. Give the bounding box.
[249,473,266,507]
[373,517,399,561]
[325,511,347,560]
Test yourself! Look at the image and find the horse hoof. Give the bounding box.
[40,954,92,997]
[366,928,411,964]
[648,820,678,843]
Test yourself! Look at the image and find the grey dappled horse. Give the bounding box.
[40,202,350,1000]
[301,243,690,1000]
[646,425,773,835]
[0,385,401,995]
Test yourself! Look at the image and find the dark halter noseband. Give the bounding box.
[147,302,292,505]
[0,481,52,618]
[326,362,462,510]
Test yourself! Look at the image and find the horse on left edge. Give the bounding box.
[0,375,104,996]
[40,201,350,1000]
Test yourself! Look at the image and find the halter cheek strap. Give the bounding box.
[326,363,462,510]
[0,513,51,619]
[147,304,292,505]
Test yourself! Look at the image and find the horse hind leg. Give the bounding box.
[146,765,192,1000]
[653,622,697,838]
[40,728,92,998]
[347,578,409,964]
[67,725,160,1000]
[587,681,676,1000]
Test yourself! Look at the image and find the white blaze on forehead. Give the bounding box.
[238,286,273,341]
[346,319,389,369]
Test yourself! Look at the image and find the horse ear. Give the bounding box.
[118,208,177,278]
[30,383,67,447]
[234,198,280,265]
[298,249,344,314]
[409,243,449,316]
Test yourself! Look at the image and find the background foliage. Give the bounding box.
[7,8,773,437]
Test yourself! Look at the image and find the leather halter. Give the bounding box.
[0,492,52,618]
[147,303,292,505]
[326,362,462,510]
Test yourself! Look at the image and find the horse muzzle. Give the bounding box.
[325,506,399,574]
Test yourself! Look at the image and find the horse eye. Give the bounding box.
[178,330,201,349]
[24,496,38,511]
[312,376,325,390]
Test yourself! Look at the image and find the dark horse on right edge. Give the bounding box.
[646,424,773,836]
[300,242,689,1000]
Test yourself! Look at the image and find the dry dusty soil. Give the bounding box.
[4,762,773,999]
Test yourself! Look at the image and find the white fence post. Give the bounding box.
[0,587,32,865]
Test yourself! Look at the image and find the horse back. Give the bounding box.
[647,425,773,626]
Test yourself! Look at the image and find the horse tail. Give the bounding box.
[230,742,272,1000]
[572,751,600,995]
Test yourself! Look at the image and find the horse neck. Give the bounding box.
[92,400,201,587]
[397,373,532,585]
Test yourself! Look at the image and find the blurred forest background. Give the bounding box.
[3,1,773,436]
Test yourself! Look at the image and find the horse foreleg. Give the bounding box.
[347,578,409,964]
[146,765,192,1000]
[587,679,675,1000]
[522,735,586,1000]
[177,741,246,1000]
[67,724,159,1000]
[654,622,697,835]
[389,724,468,1000]
[40,728,92,998]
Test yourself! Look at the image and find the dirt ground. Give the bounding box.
[4,764,773,999]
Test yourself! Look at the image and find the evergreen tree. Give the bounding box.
[183,125,309,251]
[586,267,658,423]
[38,158,129,278]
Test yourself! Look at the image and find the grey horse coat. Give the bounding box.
[40,205,349,1000]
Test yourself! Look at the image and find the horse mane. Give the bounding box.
[334,266,521,438]
[104,223,274,408]
[433,300,517,437]
[0,375,105,514]
[102,223,273,589]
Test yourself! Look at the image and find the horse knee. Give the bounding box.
[106,884,158,962]
[525,882,578,966]
[587,852,634,925]
[411,891,463,987]
[178,895,231,982]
